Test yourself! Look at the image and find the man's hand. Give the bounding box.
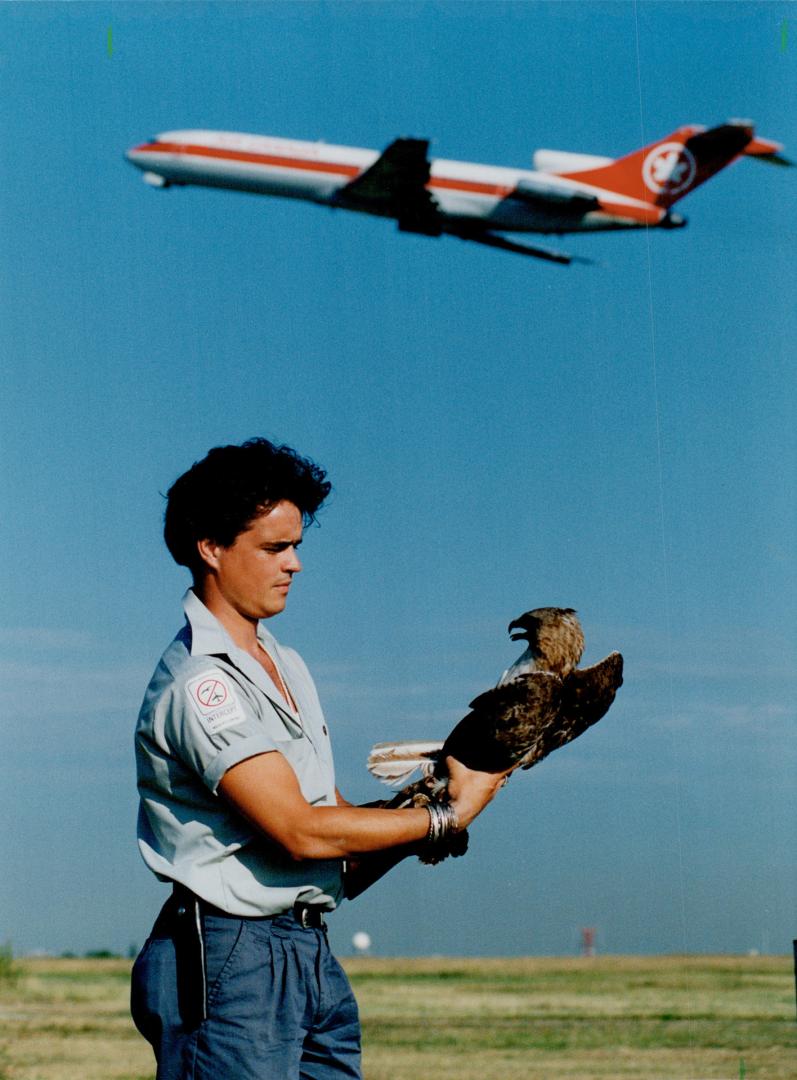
[446,756,509,829]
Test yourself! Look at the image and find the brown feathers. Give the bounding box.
[364,607,623,868]
[444,672,563,772]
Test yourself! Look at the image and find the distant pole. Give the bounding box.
[792,940,797,1022]
[581,927,596,958]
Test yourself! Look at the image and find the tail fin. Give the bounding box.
[557,122,756,208]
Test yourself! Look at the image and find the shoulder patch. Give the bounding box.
[185,670,247,735]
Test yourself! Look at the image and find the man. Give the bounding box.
[131,438,504,1079]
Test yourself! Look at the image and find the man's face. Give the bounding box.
[200,500,304,620]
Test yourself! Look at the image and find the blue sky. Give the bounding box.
[0,1,794,958]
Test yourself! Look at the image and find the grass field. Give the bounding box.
[0,954,794,1079]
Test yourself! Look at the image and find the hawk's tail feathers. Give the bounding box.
[366,740,443,787]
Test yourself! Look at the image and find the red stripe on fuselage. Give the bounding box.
[429,175,511,197]
[133,142,514,197]
[135,142,362,178]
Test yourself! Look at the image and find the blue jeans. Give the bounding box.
[131,899,362,1079]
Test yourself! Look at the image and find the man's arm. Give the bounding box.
[332,786,418,898]
[219,751,504,861]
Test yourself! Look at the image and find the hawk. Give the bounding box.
[367,607,623,847]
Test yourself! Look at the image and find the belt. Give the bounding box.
[171,884,326,930]
[292,902,326,929]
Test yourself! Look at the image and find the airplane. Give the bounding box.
[125,121,789,265]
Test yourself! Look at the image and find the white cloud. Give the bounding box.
[0,626,96,650]
[0,658,149,720]
[660,700,794,735]
[634,657,796,680]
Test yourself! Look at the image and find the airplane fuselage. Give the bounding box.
[127,121,784,262]
[127,130,661,235]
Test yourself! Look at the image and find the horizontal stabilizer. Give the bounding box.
[743,135,792,166]
[749,151,793,167]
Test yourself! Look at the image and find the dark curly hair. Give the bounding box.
[164,438,331,577]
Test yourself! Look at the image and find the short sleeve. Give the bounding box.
[156,666,279,793]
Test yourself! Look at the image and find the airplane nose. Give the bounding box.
[125,140,159,163]
[125,144,169,187]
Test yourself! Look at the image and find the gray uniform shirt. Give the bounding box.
[135,590,343,915]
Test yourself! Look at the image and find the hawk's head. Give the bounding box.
[508,607,578,640]
[508,607,584,677]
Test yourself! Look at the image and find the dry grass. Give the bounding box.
[0,955,794,1079]
[349,956,796,1079]
[0,959,150,1080]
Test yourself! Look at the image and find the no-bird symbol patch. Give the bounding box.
[186,670,246,734]
[196,678,228,709]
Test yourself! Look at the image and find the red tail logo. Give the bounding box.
[641,143,697,197]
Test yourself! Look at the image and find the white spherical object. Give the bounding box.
[352,931,372,953]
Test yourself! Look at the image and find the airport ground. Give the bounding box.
[0,954,794,1079]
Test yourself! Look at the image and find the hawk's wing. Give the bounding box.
[441,673,563,773]
[518,651,624,769]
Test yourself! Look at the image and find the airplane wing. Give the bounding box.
[335,138,442,235]
[447,226,591,265]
